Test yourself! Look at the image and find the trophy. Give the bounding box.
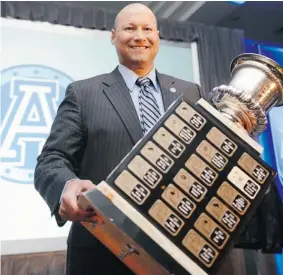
[78,53,283,275]
[209,53,283,136]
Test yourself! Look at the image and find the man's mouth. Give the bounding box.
[129,46,149,50]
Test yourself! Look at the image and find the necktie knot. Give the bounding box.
[136,77,151,88]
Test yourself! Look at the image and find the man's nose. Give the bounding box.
[133,29,146,41]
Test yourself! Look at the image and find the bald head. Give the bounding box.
[111,3,160,76]
[114,3,157,30]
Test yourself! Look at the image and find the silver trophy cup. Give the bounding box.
[208,53,283,137]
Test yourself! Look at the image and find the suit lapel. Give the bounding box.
[103,67,143,144]
[102,69,182,144]
[157,71,183,111]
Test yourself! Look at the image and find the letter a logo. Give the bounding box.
[0,65,73,184]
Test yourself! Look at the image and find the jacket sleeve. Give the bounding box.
[34,84,85,226]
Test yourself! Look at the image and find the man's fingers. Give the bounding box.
[68,208,95,222]
[74,206,95,217]
[59,179,96,221]
[60,195,95,221]
[58,205,68,220]
[81,180,95,191]
[61,192,78,211]
[59,206,95,221]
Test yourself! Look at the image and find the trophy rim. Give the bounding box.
[230,53,283,76]
[230,53,283,106]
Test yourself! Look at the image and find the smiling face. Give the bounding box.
[111,4,160,74]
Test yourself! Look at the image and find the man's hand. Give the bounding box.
[59,179,96,222]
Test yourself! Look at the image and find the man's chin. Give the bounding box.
[128,57,149,65]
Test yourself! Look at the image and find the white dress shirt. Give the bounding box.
[118,64,165,122]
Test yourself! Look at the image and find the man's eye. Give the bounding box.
[144,28,152,31]
[125,27,134,31]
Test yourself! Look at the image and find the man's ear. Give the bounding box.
[111,29,116,45]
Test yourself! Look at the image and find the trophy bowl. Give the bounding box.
[208,53,283,136]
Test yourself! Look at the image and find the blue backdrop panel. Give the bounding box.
[245,39,283,275]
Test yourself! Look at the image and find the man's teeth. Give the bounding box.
[131,46,147,49]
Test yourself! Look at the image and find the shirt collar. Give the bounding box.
[118,64,159,93]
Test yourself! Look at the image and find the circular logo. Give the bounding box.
[0,65,74,184]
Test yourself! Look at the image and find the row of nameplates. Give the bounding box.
[111,101,271,270]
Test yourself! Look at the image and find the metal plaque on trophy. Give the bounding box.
[78,54,283,275]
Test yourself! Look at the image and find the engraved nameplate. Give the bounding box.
[164,114,196,144]
[128,156,162,189]
[115,170,150,205]
[196,140,228,171]
[153,127,185,158]
[176,102,206,130]
[185,154,218,186]
[194,213,229,249]
[173,168,207,202]
[162,184,196,218]
[227,167,261,199]
[182,229,219,268]
[206,197,240,232]
[238,153,269,184]
[206,127,237,157]
[149,199,184,236]
[217,182,251,215]
[141,141,174,173]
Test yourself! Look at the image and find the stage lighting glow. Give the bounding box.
[228,1,246,4]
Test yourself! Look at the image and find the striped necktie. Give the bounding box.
[136,77,161,134]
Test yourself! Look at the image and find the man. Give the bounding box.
[34,3,201,275]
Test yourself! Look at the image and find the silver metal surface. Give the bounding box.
[209,53,283,136]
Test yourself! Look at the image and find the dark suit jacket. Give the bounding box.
[34,67,202,248]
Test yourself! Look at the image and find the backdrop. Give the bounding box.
[245,38,283,275]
